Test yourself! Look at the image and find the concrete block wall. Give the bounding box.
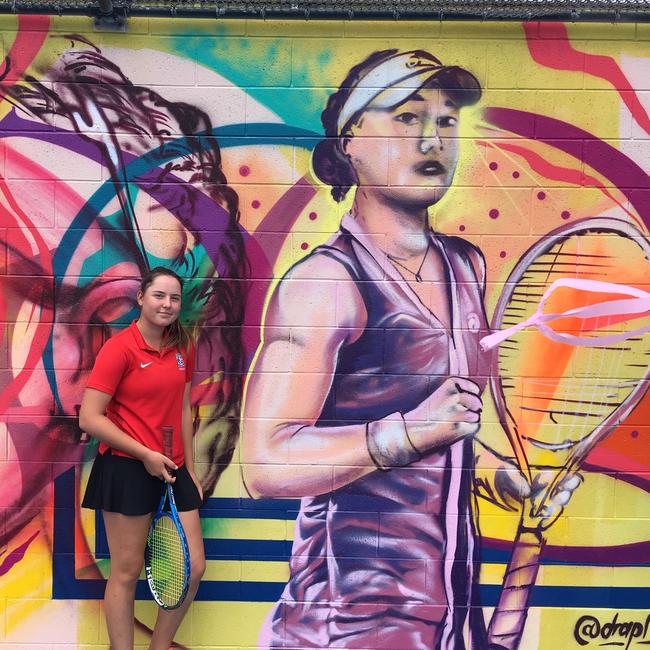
[0,14,648,649]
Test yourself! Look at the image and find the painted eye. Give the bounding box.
[438,116,458,128]
[394,112,419,125]
[94,297,137,325]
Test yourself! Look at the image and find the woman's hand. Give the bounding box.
[142,449,177,483]
[494,465,583,531]
[526,470,583,531]
[188,468,204,500]
[404,377,483,453]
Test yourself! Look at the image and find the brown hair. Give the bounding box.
[139,266,191,351]
[312,49,482,202]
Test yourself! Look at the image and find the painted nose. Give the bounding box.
[419,119,443,155]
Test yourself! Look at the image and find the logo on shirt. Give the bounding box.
[140,362,153,368]
[467,313,480,332]
[176,352,185,370]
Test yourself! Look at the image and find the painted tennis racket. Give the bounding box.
[144,425,191,610]
[480,217,650,650]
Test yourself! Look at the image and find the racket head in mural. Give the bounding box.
[488,217,650,516]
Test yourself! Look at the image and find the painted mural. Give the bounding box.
[0,14,648,650]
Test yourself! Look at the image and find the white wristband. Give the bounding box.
[366,411,423,470]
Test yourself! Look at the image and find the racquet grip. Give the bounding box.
[487,528,545,650]
[162,426,174,472]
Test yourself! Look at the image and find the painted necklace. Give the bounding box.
[386,240,431,282]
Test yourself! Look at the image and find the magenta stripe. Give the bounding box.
[483,107,650,230]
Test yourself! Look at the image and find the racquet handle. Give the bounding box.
[487,526,545,650]
[162,425,174,466]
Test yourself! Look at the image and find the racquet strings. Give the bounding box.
[495,228,650,511]
[148,511,188,608]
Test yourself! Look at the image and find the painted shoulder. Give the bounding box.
[439,234,486,288]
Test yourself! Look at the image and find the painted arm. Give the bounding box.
[241,255,372,498]
[241,254,483,499]
[79,387,177,482]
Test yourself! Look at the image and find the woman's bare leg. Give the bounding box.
[149,509,206,650]
[102,511,152,650]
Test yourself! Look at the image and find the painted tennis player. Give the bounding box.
[242,49,576,649]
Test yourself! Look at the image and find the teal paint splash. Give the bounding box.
[170,35,328,134]
[47,123,319,410]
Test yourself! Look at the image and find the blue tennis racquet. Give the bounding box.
[144,426,191,610]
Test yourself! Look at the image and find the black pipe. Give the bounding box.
[1,1,650,21]
[97,0,113,14]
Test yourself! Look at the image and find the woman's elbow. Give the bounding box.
[78,410,90,434]
[241,461,284,499]
[78,407,98,438]
[241,425,293,498]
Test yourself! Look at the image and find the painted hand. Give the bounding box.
[494,465,582,531]
[527,470,583,531]
[405,376,483,452]
[493,463,532,510]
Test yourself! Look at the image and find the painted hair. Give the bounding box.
[312,49,482,202]
[139,266,190,351]
[8,39,247,496]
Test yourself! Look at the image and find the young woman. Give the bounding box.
[80,266,205,650]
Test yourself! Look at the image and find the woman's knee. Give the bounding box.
[109,557,144,585]
[191,556,206,583]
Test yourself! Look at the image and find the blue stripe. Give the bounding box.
[203,538,293,560]
[53,471,650,608]
[480,584,650,609]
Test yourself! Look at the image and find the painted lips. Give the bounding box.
[414,160,446,176]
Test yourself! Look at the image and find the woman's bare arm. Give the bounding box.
[79,387,177,481]
[180,382,203,497]
[241,254,375,498]
[241,253,484,499]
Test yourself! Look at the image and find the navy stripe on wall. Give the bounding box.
[53,468,650,607]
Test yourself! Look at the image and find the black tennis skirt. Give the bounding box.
[82,449,203,516]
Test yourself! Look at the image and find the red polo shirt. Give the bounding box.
[86,321,194,466]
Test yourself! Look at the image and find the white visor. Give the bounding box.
[336,51,445,135]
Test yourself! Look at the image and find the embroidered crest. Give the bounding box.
[176,352,185,369]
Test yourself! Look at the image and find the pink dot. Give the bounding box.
[537,191,546,200]
[489,209,499,219]
[512,171,520,179]
[631,430,639,439]
[489,162,498,171]
[500,251,507,258]
[459,224,466,232]
[239,165,250,177]
[300,242,309,250]
[561,210,571,220]
[309,211,318,221]
[251,199,261,209]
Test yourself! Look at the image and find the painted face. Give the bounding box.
[137,274,183,330]
[343,87,461,207]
